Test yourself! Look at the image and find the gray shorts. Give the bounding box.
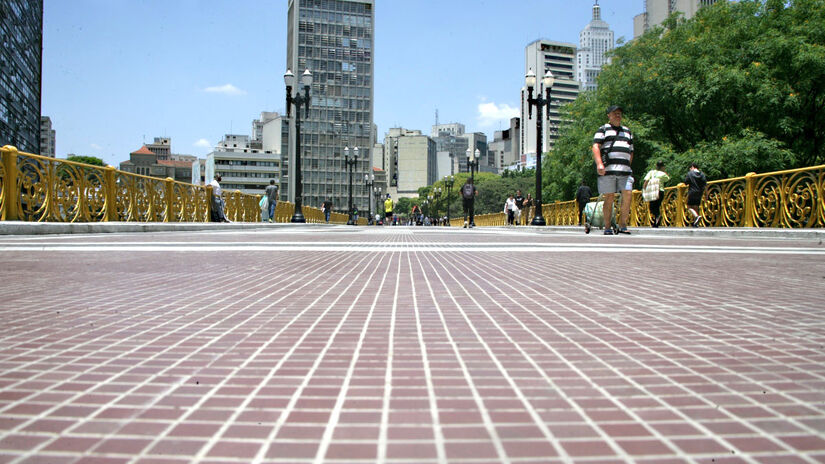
[598,174,631,194]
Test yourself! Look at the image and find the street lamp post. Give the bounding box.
[364,173,374,225]
[444,175,455,224]
[466,147,479,179]
[525,68,555,226]
[433,187,442,223]
[344,146,358,225]
[284,69,312,223]
[373,186,383,224]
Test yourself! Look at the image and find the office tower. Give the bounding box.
[521,40,579,161]
[577,1,614,91]
[285,0,375,213]
[204,131,283,194]
[634,0,720,38]
[40,116,56,157]
[0,0,43,154]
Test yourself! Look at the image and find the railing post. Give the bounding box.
[676,183,687,227]
[1,145,20,221]
[205,185,213,222]
[630,190,639,227]
[104,166,117,222]
[164,177,175,222]
[744,172,756,227]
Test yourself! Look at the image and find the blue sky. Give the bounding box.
[42,0,638,167]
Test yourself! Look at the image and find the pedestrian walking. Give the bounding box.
[575,180,592,227]
[383,194,393,226]
[265,179,278,223]
[522,193,534,225]
[591,105,634,235]
[210,174,229,223]
[460,177,477,228]
[504,194,518,226]
[514,189,525,226]
[322,199,332,223]
[642,161,670,227]
[684,162,707,227]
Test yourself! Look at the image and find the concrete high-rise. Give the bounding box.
[634,0,720,38]
[577,1,614,91]
[0,0,43,154]
[285,0,375,213]
[39,116,55,157]
[521,40,579,159]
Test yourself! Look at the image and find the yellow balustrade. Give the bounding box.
[4,146,823,228]
[540,164,825,228]
[0,146,260,223]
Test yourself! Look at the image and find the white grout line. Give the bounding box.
[409,251,510,462]
[468,251,808,463]
[406,251,448,464]
[2,251,332,464]
[311,251,394,463]
[244,250,389,464]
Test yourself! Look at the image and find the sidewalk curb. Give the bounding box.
[1,221,823,240]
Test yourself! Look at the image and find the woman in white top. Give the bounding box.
[504,194,518,226]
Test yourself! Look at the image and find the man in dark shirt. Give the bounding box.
[575,180,593,226]
[265,180,278,222]
[322,199,332,223]
[684,163,707,227]
[514,189,525,226]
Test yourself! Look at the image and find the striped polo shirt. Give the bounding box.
[593,124,633,176]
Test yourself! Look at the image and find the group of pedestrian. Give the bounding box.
[586,105,707,233]
[503,189,533,226]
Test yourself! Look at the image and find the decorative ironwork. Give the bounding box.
[2,146,823,228]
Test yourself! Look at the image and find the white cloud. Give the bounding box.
[203,83,246,96]
[90,143,102,150]
[194,138,212,149]
[477,101,519,128]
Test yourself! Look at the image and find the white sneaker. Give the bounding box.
[463,221,468,228]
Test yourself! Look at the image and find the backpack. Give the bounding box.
[461,183,475,199]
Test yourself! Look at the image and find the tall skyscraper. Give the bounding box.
[577,1,614,92]
[40,116,56,157]
[0,0,43,154]
[521,40,579,161]
[634,0,720,38]
[285,0,375,213]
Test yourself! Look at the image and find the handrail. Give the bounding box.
[445,164,825,228]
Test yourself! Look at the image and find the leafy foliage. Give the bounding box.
[66,155,105,167]
[548,0,824,201]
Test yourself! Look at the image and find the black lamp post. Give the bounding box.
[433,187,442,223]
[444,175,455,224]
[344,146,358,225]
[364,173,374,225]
[284,69,312,223]
[465,147,479,179]
[525,68,555,226]
[373,186,383,224]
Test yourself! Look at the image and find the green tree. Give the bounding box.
[550,0,823,201]
[66,155,105,167]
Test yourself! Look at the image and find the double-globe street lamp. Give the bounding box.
[465,147,480,179]
[373,186,383,224]
[524,68,555,226]
[284,69,312,223]
[344,146,358,225]
[444,175,455,224]
[364,173,374,225]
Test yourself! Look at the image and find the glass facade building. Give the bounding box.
[285,0,374,213]
[0,0,43,154]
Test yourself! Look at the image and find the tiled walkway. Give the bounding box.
[1,226,824,463]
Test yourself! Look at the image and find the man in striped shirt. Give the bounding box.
[591,105,634,235]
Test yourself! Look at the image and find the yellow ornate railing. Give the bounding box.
[446,165,825,228]
[544,164,825,228]
[0,145,345,224]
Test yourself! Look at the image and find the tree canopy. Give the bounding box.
[66,155,106,167]
[546,0,824,201]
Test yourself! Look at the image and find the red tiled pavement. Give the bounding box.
[0,226,824,463]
